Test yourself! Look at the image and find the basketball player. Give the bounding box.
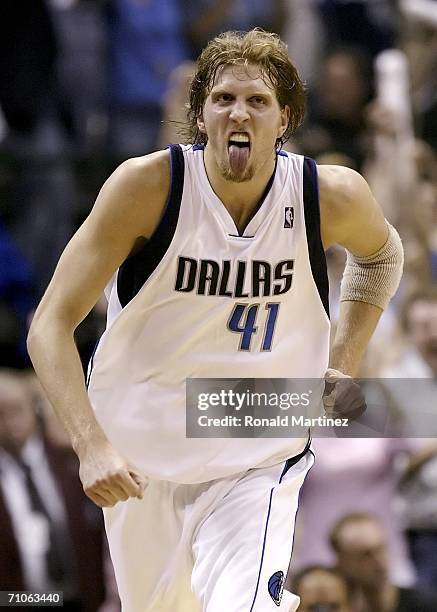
[27,30,403,611]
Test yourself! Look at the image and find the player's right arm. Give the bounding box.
[27,150,170,507]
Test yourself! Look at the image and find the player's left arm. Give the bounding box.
[319,164,403,377]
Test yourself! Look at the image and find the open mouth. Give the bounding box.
[228,132,251,151]
[227,133,251,174]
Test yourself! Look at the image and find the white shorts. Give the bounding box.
[104,449,314,612]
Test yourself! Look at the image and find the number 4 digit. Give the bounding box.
[227,303,280,351]
[228,304,259,350]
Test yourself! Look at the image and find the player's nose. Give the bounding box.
[229,99,250,123]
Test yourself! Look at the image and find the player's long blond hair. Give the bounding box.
[184,29,306,147]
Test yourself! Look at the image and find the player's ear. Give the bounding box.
[197,115,206,134]
[278,105,290,139]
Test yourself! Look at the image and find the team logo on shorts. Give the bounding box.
[268,570,284,606]
[284,207,294,229]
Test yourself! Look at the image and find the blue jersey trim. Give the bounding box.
[279,434,311,482]
[227,234,255,239]
[302,157,330,317]
[117,144,185,307]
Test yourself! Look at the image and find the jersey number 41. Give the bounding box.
[227,303,280,351]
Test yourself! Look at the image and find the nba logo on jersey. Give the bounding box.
[284,207,294,229]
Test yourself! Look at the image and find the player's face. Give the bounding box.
[198,64,289,182]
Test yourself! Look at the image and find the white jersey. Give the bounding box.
[87,145,330,483]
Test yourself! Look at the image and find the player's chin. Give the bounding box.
[230,170,253,183]
[222,163,254,183]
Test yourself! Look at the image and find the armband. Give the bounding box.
[340,222,404,310]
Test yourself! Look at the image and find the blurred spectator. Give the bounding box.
[105,0,190,160]
[318,0,398,58]
[362,47,416,227]
[400,3,437,150]
[330,512,437,611]
[49,0,108,155]
[292,565,351,612]
[290,438,415,587]
[382,287,437,377]
[0,1,57,137]
[0,0,76,298]
[408,142,437,284]
[0,370,105,610]
[158,62,196,148]
[400,0,437,28]
[283,0,325,87]
[184,0,286,59]
[361,49,437,271]
[296,46,374,170]
[0,224,35,368]
[398,440,437,593]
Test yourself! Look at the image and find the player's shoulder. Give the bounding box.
[110,149,171,198]
[317,164,370,216]
[317,164,385,250]
[92,149,171,241]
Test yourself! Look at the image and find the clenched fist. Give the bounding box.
[323,368,366,421]
[78,437,148,508]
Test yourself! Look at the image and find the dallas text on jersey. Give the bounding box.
[174,257,294,298]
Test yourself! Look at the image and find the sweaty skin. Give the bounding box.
[27,67,388,508]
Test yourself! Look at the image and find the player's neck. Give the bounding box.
[203,148,276,231]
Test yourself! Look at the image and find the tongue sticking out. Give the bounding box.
[228,144,250,174]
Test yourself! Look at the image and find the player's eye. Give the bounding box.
[215,93,232,103]
[251,96,266,105]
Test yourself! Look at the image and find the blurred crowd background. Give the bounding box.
[0,0,436,610]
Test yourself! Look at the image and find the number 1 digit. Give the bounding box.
[262,303,280,351]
